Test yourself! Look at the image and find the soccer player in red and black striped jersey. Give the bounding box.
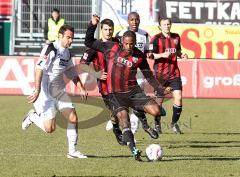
[149,17,188,134]
[114,11,167,136]
[80,19,126,145]
[85,15,165,161]
[82,18,158,145]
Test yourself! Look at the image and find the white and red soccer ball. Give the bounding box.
[145,144,164,161]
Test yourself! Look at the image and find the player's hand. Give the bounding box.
[164,86,173,95]
[96,69,107,80]
[161,51,171,58]
[27,89,40,103]
[91,14,100,25]
[79,87,88,102]
[181,53,188,60]
[146,52,154,59]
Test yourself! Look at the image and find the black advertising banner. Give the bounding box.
[153,0,240,25]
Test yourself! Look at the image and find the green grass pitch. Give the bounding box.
[0,96,240,177]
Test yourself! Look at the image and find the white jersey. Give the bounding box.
[34,42,76,118]
[116,28,150,53]
[36,42,77,98]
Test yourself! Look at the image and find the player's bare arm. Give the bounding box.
[152,51,171,60]
[27,68,43,103]
[79,65,107,80]
[72,76,88,101]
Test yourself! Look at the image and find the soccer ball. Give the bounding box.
[145,144,164,161]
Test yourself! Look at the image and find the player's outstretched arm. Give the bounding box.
[28,68,43,103]
[79,65,107,80]
[72,77,88,102]
[84,15,106,53]
[138,57,164,97]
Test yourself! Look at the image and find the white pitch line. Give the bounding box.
[0,152,64,157]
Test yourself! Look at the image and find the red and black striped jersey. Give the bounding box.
[150,32,181,81]
[80,37,119,95]
[80,48,108,95]
[85,23,163,94]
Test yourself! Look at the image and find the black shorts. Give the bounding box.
[160,77,182,91]
[102,95,111,110]
[108,87,154,116]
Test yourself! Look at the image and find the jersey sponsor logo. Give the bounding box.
[116,57,133,67]
[203,74,240,88]
[132,57,138,63]
[148,44,153,51]
[173,39,179,45]
[59,58,69,66]
[82,53,88,60]
[136,42,144,51]
[165,48,177,54]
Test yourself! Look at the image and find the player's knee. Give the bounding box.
[174,94,182,104]
[116,110,128,120]
[43,123,55,133]
[151,106,161,117]
[45,127,55,133]
[69,114,78,124]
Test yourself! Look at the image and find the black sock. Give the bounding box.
[122,128,136,153]
[111,119,119,129]
[112,123,119,129]
[133,110,149,129]
[155,116,161,125]
[155,105,162,125]
[172,104,182,124]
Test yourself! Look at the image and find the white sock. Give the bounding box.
[29,113,46,132]
[67,122,78,154]
[130,113,139,134]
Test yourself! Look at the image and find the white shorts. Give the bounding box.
[33,90,74,120]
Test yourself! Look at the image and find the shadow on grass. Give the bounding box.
[163,140,240,144]
[86,154,132,158]
[84,154,240,162]
[56,96,110,130]
[167,144,240,149]
[163,139,240,149]
[199,133,240,135]
[162,155,240,161]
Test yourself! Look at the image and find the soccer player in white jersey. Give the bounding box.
[22,25,88,158]
[116,12,150,53]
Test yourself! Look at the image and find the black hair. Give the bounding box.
[128,12,140,19]
[100,18,114,29]
[52,8,60,13]
[122,30,136,41]
[59,24,74,35]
